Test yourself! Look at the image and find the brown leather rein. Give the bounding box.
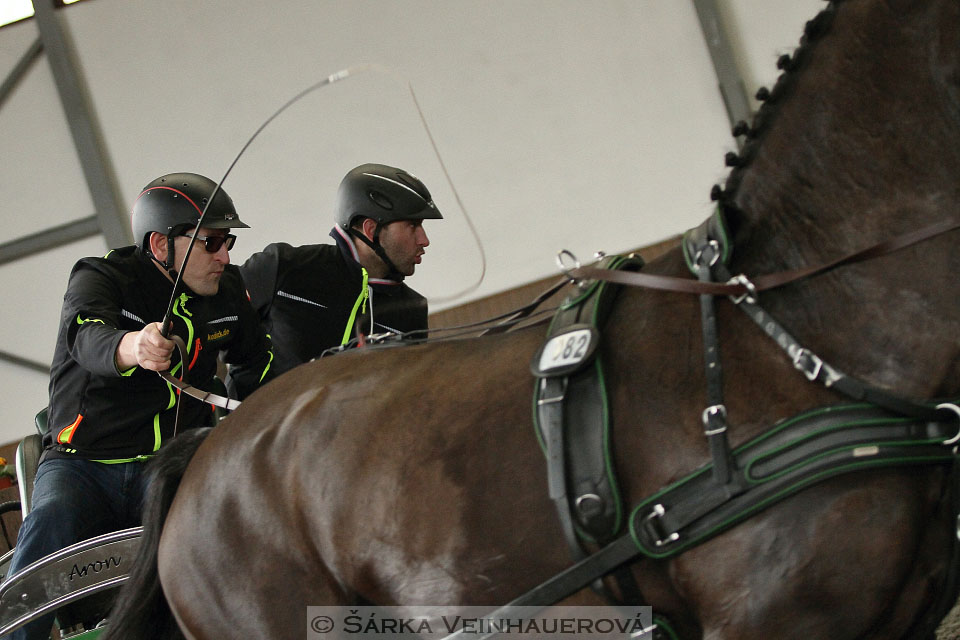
[159,335,240,413]
[566,215,960,297]
[160,215,960,415]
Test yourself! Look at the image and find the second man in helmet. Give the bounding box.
[232,163,442,379]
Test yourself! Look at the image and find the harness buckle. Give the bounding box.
[574,493,604,520]
[631,623,659,639]
[727,274,757,305]
[792,348,823,382]
[701,404,728,435]
[936,403,960,446]
[537,377,568,406]
[643,504,680,548]
[693,240,721,272]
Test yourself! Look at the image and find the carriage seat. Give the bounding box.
[0,527,141,637]
[1,390,228,633]
[15,408,46,517]
[0,409,135,637]
[0,410,44,585]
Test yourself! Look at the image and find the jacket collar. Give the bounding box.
[329,227,402,286]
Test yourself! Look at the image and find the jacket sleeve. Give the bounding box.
[62,264,131,377]
[222,286,275,400]
[238,244,281,319]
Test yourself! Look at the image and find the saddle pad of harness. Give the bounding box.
[532,253,644,546]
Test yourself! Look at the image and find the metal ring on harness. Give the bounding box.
[726,274,757,305]
[693,239,721,272]
[556,250,584,286]
[937,403,960,446]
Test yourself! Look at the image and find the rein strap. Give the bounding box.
[157,335,240,414]
[567,214,960,298]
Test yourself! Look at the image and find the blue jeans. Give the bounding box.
[2,458,147,640]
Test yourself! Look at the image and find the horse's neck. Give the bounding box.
[725,0,960,275]
[708,0,960,397]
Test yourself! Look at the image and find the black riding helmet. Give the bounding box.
[131,172,249,271]
[335,163,442,278]
[335,163,443,230]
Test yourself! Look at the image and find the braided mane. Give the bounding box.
[711,1,840,209]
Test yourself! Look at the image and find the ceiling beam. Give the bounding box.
[0,215,100,266]
[31,0,131,249]
[0,37,43,110]
[0,349,50,376]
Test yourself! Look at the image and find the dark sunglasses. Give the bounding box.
[180,233,236,253]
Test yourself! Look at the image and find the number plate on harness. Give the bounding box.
[531,324,600,377]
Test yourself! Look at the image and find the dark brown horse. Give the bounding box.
[103,0,960,638]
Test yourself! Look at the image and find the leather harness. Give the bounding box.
[500,206,960,640]
[532,253,644,550]
[163,204,960,640]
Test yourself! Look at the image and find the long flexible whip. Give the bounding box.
[159,66,361,336]
[156,63,486,411]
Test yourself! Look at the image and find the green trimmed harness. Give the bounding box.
[532,253,643,550]
[632,401,957,558]
[497,209,960,640]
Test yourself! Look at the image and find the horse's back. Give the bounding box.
[158,327,575,636]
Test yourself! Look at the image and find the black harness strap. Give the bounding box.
[532,254,647,609]
[537,375,580,553]
[533,254,643,547]
[441,534,651,640]
[630,402,957,556]
[695,249,736,487]
[682,210,739,488]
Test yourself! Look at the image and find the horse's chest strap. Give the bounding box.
[630,402,959,558]
[684,211,738,486]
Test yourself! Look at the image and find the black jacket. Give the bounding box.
[236,226,428,377]
[45,246,274,461]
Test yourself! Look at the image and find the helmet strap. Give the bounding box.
[147,235,180,280]
[348,225,405,280]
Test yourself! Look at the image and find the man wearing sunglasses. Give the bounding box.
[230,163,442,383]
[3,172,274,640]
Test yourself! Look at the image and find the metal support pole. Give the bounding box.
[0,37,43,110]
[31,0,131,248]
[692,0,753,146]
